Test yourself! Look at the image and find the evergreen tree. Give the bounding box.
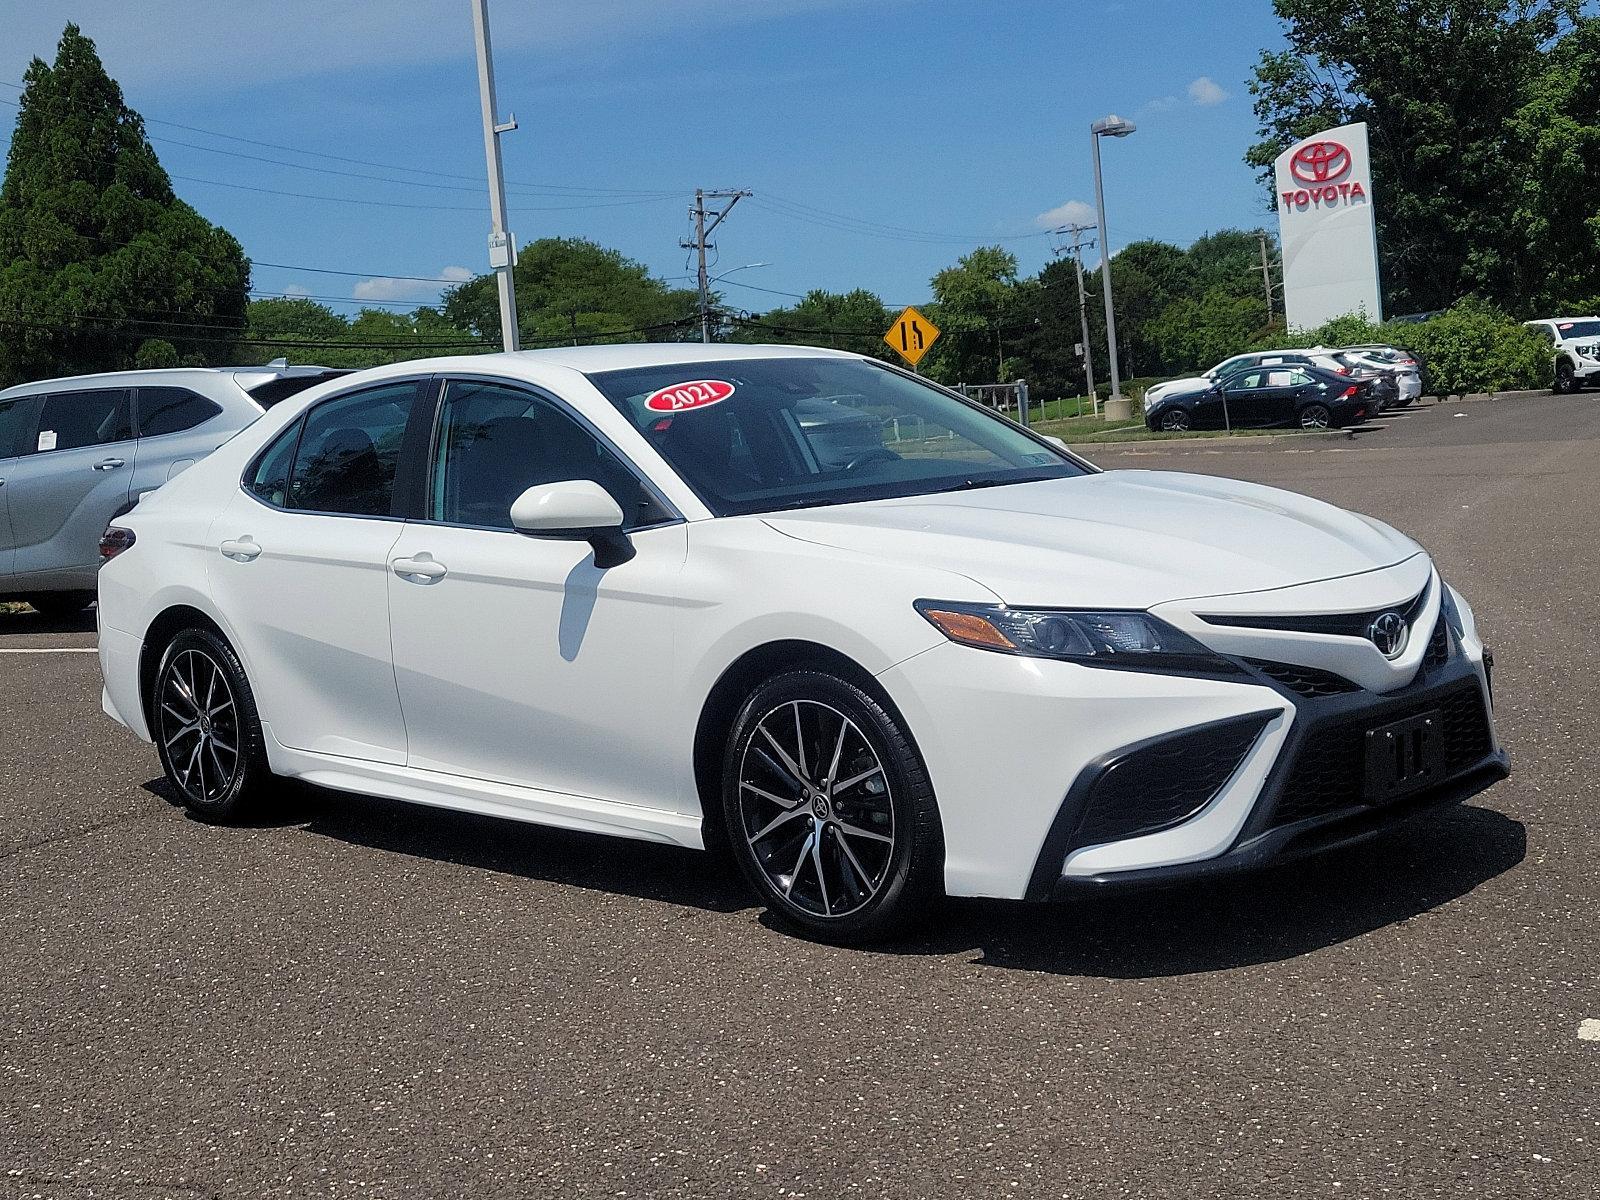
[0,24,250,386]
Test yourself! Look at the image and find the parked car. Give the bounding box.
[1144,350,1348,407]
[1145,364,1372,432]
[97,345,1506,942]
[1313,345,1422,408]
[0,363,345,616]
[1524,317,1600,393]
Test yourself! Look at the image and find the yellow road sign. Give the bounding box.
[884,306,940,367]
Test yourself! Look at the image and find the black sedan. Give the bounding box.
[1144,365,1373,432]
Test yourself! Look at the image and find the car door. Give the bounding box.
[1215,370,1271,427]
[206,378,431,765]
[0,394,44,583]
[385,376,691,815]
[5,389,135,587]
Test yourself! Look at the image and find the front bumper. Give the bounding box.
[1039,647,1505,896]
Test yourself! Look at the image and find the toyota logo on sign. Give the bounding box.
[1290,141,1352,185]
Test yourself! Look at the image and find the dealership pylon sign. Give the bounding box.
[1274,122,1383,331]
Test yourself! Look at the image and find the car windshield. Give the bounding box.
[1556,320,1600,340]
[586,357,1088,516]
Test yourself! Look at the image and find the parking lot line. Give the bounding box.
[0,647,99,654]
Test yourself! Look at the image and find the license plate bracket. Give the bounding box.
[1364,709,1445,802]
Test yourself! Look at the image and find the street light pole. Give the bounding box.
[1091,114,1136,403]
[471,0,519,351]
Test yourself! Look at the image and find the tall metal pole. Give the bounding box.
[1259,232,1275,323]
[1091,131,1122,401]
[471,0,519,352]
[1067,232,1099,415]
[694,190,711,343]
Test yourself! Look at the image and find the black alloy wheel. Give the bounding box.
[722,670,943,942]
[1555,359,1578,395]
[1299,403,1333,430]
[152,628,269,821]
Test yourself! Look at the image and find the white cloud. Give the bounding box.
[281,283,312,298]
[351,264,474,302]
[1188,76,1229,106]
[1034,199,1096,231]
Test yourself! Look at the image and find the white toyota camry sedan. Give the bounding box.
[97,345,1508,941]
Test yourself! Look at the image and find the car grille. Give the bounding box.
[1199,586,1429,638]
[1268,681,1491,829]
[1246,659,1362,697]
[1073,714,1268,848]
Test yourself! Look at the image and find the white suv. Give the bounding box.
[1525,317,1600,394]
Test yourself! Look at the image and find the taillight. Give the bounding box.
[99,526,136,562]
[1342,385,1359,398]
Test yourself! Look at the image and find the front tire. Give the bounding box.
[151,628,270,822]
[1555,359,1578,394]
[721,670,943,943]
[1158,408,1191,432]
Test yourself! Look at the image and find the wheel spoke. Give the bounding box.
[823,716,849,790]
[741,780,802,810]
[168,673,199,714]
[810,829,831,915]
[792,702,809,781]
[206,739,228,792]
[783,828,815,897]
[749,807,810,844]
[833,764,882,794]
[836,820,891,845]
[758,725,808,788]
[835,828,875,893]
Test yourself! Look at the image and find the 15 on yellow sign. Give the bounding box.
[884,306,940,367]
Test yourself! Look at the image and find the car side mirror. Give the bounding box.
[510,480,636,569]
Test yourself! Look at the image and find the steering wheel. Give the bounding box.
[842,448,900,472]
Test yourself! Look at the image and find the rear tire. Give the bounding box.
[151,628,271,823]
[721,670,943,943]
[1299,403,1332,430]
[24,591,95,618]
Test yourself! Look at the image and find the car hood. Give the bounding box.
[1145,376,1210,402]
[762,471,1422,608]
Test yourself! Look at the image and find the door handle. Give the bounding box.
[93,457,126,471]
[220,538,262,561]
[392,556,447,581]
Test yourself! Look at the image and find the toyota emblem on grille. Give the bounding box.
[1367,611,1409,658]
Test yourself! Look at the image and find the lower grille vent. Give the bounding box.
[1247,659,1362,697]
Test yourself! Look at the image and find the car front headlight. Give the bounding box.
[914,600,1232,672]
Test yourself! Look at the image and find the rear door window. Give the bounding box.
[0,395,42,458]
[31,390,132,454]
[284,383,420,517]
[136,387,224,437]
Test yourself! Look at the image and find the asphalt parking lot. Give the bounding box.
[3,392,1596,1199]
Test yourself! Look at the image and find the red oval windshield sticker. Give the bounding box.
[644,379,735,413]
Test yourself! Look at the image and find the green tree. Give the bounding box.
[730,288,893,360]
[442,237,699,346]
[1245,1,1589,314]
[0,24,250,386]
[241,297,481,369]
[923,246,1022,384]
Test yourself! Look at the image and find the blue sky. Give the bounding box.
[1,1,1287,315]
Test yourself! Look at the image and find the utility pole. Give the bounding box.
[1258,232,1275,324]
[1054,222,1100,415]
[681,189,751,343]
[470,0,519,351]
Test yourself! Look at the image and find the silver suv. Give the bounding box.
[0,363,345,616]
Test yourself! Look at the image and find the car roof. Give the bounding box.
[1528,316,1600,325]
[0,363,341,399]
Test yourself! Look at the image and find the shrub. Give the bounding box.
[1381,298,1548,394]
